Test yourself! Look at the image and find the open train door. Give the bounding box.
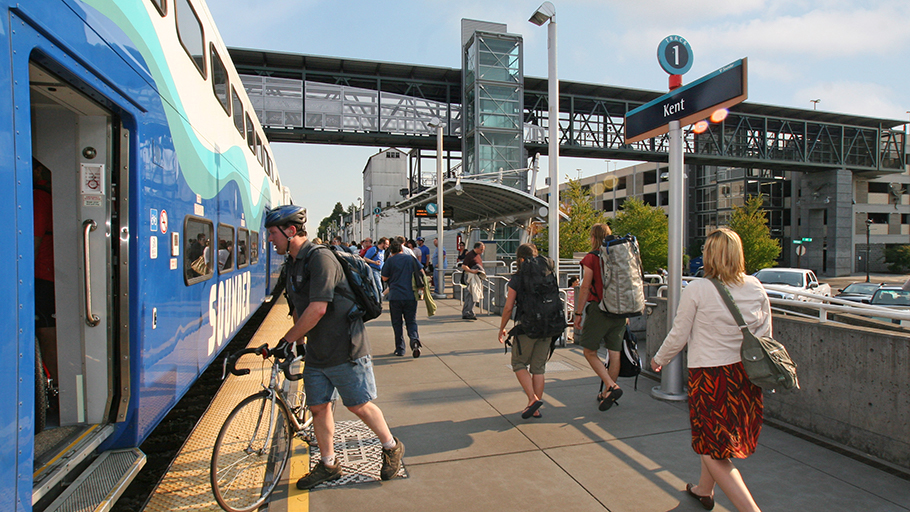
[25,59,142,509]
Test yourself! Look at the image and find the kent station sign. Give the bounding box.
[625,55,748,144]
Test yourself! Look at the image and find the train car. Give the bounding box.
[0,0,291,509]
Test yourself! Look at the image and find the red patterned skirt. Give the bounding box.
[688,362,763,459]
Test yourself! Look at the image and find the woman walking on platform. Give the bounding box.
[651,228,769,512]
[498,244,552,419]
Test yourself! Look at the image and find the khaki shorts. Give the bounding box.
[577,302,625,352]
[511,334,551,374]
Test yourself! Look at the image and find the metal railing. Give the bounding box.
[654,280,910,326]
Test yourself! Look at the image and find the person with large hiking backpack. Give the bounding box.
[264,205,405,489]
[498,244,565,419]
[574,223,626,412]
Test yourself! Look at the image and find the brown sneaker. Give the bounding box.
[296,459,342,490]
[380,437,405,480]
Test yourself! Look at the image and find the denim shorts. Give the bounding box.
[303,355,378,407]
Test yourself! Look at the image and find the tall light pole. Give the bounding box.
[811,99,820,110]
[428,117,446,298]
[530,1,560,278]
[866,218,872,282]
[357,196,363,242]
[366,186,373,239]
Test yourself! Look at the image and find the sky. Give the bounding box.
[203,0,910,227]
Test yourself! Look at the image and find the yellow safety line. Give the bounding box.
[286,436,310,510]
[33,424,100,478]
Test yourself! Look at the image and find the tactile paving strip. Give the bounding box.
[306,420,408,488]
[145,298,296,512]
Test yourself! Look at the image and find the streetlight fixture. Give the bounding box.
[427,117,446,298]
[865,218,873,282]
[810,99,821,110]
[529,1,560,279]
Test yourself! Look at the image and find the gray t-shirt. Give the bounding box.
[286,241,370,368]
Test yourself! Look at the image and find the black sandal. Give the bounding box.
[598,386,623,411]
[686,483,715,510]
[521,400,543,419]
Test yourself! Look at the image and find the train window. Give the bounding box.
[245,112,254,151]
[255,133,262,165]
[250,231,259,264]
[175,0,205,78]
[237,228,249,268]
[184,216,213,285]
[211,45,230,115]
[217,224,235,273]
[266,156,272,177]
[231,87,244,136]
[150,0,166,16]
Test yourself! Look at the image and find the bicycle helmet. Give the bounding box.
[265,205,306,229]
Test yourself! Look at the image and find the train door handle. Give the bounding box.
[82,219,101,327]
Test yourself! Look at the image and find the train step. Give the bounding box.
[33,424,115,506]
[45,448,146,512]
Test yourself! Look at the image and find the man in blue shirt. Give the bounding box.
[364,237,389,302]
[382,239,424,358]
[416,237,431,269]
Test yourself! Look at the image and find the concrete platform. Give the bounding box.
[151,294,910,511]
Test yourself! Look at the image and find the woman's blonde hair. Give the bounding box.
[703,228,745,285]
[515,243,538,270]
[590,223,612,251]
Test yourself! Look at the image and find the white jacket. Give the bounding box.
[465,270,486,300]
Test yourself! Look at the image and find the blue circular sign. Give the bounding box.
[426,203,438,214]
[657,35,693,75]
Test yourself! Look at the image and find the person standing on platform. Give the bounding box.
[416,237,430,269]
[364,237,389,302]
[33,159,57,386]
[461,242,485,320]
[359,237,373,257]
[574,223,625,411]
[382,239,423,358]
[265,206,405,489]
[652,228,769,512]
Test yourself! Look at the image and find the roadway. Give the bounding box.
[150,291,910,511]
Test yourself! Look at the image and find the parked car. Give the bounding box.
[868,287,910,325]
[834,282,886,303]
[753,268,832,301]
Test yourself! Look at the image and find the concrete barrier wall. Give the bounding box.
[645,298,910,469]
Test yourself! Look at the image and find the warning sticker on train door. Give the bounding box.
[81,163,105,195]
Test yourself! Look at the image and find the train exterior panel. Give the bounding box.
[1,0,288,508]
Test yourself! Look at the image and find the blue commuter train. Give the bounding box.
[0,0,291,509]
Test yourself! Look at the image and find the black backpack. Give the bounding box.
[515,256,567,340]
[304,245,383,322]
[599,326,643,391]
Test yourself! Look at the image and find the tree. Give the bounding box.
[317,202,346,241]
[727,195,781,274]
[611,197,668,273]
[534,178,611,258]
[883,244,910,273]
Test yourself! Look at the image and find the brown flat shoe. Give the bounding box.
[686,483,715,510]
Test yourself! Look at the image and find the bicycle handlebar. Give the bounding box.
[222,343,304,382]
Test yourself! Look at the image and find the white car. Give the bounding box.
[753,268,831,301]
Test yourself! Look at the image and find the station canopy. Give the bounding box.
[391,179,566,229]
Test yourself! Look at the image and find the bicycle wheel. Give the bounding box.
[211,392,293,512]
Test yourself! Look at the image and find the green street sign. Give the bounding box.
[802,237,813,242]
[792,240,802,244]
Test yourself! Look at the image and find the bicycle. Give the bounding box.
[210,342,312,512]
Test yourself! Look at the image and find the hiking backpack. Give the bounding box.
[516,256,567,340]
[597,235,646,317]
[304,245,383,322]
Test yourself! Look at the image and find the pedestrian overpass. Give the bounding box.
[229,48,906,175]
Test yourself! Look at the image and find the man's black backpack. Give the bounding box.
[599,326,643,391]
[305,245,382,322]
[515,256,566,340]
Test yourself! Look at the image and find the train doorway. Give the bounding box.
[28,61,129,505]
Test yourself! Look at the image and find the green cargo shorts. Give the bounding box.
[577,302,625,352]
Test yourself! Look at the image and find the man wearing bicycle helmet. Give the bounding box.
[265,205,405,488]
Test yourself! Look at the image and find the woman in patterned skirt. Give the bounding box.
[651,228,770,512]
